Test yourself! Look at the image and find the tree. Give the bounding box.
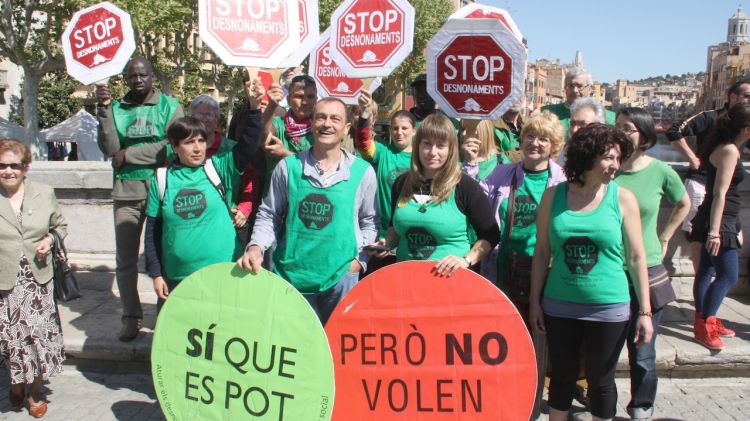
[0,1,78,158]
[37,72,85,129]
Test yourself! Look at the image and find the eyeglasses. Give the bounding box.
[0,162,24,170]
[524,134,551,145]
[618,126,639,135]
[566,83,591,91]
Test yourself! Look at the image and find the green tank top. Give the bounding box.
[393,189,470,261]
[273,154,369,293]
[372,143,411,238]
[112,93,180,180]
[545,182,629,304]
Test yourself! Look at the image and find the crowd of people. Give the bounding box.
[0,56,747,420]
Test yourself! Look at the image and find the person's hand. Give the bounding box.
[111,149,126,170]
[96,85,112,106]
[688,156,701,171]
[634,314,654,345]
[738,229,743,247]
[245,78,265,110]
[432,254,469,277]
[528,302,546,334]
[348,259,363,273]
[461,137,481,164]
[236,245,264,272]
[264,133,292,159]
[153,276,169,300]
[231,208,247,229]
[706,234,721,256]
[367,239,392,258]
[35,236,53,262]
[267,83,284,107]
[358,89,373,120]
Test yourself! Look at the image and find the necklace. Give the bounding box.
[313,155,342,175]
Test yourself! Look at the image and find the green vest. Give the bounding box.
[273,155,369,293]
[393,190,470,261]
[112,92,180,180]
[545,182,629,304]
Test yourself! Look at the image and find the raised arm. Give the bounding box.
[232,79,265,171]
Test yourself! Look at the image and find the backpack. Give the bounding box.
[155,159,228,207]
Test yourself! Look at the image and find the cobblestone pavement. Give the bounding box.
[0,367,748,420]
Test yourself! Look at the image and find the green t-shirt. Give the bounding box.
[368,142,411,238]
[493,127,520,152]
[393,190,470,262]
[496,170,550,287]
[145,152,242,282]
[614,159,686,267]
[540,102,616,141]
[545,182,629,304]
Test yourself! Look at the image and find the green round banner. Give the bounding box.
[151,263,335,420]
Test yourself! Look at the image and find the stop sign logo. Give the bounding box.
[329,0,414,78]
[427,19,526,121]
[450,3,524,43]
[198,0,300,67]
[310,29,381,105]
[62,1,135,85]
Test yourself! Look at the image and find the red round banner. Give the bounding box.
[325,261,536,420]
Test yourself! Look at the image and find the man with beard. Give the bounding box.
[238,98,378,325]
[96,57,183,341]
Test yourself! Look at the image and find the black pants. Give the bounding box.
[545,314,629,419]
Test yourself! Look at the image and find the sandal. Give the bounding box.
[28,399,47,418]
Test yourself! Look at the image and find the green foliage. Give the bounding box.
[37,73,84,129]
[319,0,343,32]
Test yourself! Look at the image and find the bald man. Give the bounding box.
[96,57,183,341]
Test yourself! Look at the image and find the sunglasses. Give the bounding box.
[0,162,24,170]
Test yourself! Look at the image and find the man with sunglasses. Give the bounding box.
[541,67,616,140]
[666,77,750,277]
[95,57,183,342]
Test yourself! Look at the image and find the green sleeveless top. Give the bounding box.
[545,182,629,304]
[112,93,180,180]
[273,154,369,293]
[371,143,411,238]
[393,190,470,262]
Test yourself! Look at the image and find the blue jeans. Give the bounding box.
[693,247,739,317]
[304,271,359,325]
[626,287,664,419]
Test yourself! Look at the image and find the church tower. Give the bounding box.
[727,6,750,44]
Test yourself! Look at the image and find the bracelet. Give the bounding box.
[707,234,720,239]
[638,310,652,317]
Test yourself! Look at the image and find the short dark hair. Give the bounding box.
[289,74,316,92]
[314,97,350,124]
[167,117,208,146]
[390,110,416,127]
[700,102,750,162]
[728,77,750,96]
[617,107,658,151]
[564,123,633,185]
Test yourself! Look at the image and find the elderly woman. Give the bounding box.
[0,139,66,417]
[479,111,565,419]
[529,124,653,421]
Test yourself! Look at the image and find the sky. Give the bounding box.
[485,0,745,84]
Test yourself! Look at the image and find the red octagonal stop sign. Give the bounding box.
[198,0,300,67]
[329,0,414,78]
[450,3,524,43]
[62,1,135,85]
[427,19,526,121]
[310,29,381,105]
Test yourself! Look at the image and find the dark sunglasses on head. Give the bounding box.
[0,162,24,170]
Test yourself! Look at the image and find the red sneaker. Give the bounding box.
[715,318,735,337]
[695,317,725,350]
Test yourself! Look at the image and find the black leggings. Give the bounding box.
[545,314,629,419]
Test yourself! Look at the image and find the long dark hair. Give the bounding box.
[699,103,750,163]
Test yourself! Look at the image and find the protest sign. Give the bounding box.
[278,0,320,68]
[61,1,136,85]
[310,29,381,105]
[450,3,524,43]
[326,261,537,420]
[329,0,414,78]
[198,0,300,67]
[152,263,334,420]
[426,18,527,121]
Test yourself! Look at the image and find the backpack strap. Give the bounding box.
[203,159,226,203]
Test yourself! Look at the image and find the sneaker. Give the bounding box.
[118,317,142,342]
[695,316,725,350]
[715,318,735,337]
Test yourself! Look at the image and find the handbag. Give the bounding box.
[648,265,676,310]
[50,230,82,302]
[503,172,534,303]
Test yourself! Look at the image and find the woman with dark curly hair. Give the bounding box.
[690,103,750,350]
[528,124,653,421]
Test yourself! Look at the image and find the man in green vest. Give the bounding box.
[541,67,615,140]
[96,57,183,341]
[493,99,525,157]
[238,98,379,325]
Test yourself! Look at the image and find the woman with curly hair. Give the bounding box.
[529,124,653,421]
